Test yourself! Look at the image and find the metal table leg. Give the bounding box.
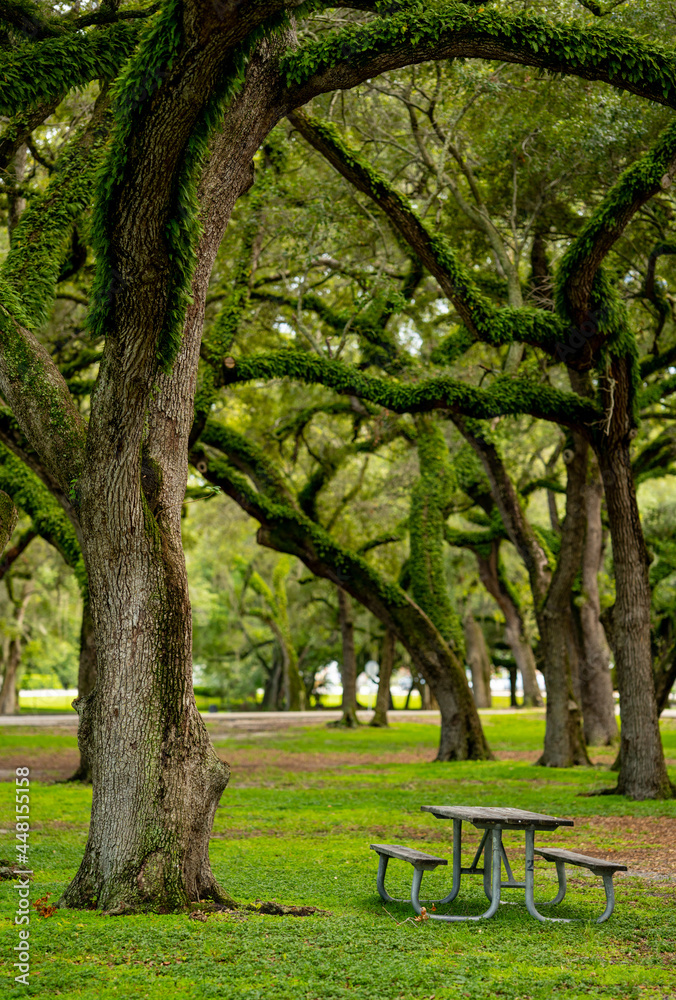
[411,824,503,921]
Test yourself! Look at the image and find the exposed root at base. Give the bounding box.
[189,900,331,919]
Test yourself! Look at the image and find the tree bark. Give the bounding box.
[371,628,395,727]
[577,455,618,746]
[334,587,359,727]
[463,612,492,708]
[61,325,232,912]
[58,42,293,911]
[595,359,672,798]
[475,542,544,707]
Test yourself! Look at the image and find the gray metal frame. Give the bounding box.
[409,826,504,922]
[524,829,618,923]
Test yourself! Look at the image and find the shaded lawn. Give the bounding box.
[0,715,675,999]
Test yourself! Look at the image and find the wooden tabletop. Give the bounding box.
[421,805,574,829]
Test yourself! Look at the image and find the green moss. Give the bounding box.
[283,4,676,107]
[0,21,139,115]
[2,104,110,329]
[293,111,562,355]
[87,2,301,374]
[0,442,85,591]
[222,349,601,427]
[409,416,465,654]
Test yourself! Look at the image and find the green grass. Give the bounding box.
[0,715,675,999]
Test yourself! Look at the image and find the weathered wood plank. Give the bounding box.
[534,848,627,872]
[370,843,448,866]
[421,805,574,828]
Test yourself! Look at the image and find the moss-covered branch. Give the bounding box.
[639,373,676,409]
[0,98,59,174]
[444,522,504,553]
[0,22,140,115]
[190,440,491,760]
[200,420,296,507]
[0,444,84,587]
[221,350,601,427]
[289,109,562,354]
[284,4,676,110]
[2,94,111,329]
[557,123,676,328]
[0,294,86,493]
[409,416,464,654]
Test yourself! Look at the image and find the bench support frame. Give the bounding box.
[524,829,618,924]
[410,826,504,922]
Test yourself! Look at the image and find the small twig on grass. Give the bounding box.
[382,904,428,926]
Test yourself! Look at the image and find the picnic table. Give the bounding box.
[371,805,627,923]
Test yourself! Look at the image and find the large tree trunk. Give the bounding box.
[68,602,97,782]
[463,612,492,708]
[334,587,359,727]
[58,46,292,910]
[475,543,543,707]
[371,628,395,727]
[577,457,617,746]
[595,360,672,798]
[60,330,231,913]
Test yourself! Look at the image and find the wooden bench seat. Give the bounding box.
[534,847,627,873]
[370,844,448,870]
[532,847,627,923]
[370,844,449,905]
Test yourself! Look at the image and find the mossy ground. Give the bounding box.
[1,713,675,999]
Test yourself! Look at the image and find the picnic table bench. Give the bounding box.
[370,805,627,923]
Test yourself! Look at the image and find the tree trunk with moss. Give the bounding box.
[464,612,491,708]
[56,37,285,906]
[60,319,232,912]
[409,416,466,659]
[371,628,395,727]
